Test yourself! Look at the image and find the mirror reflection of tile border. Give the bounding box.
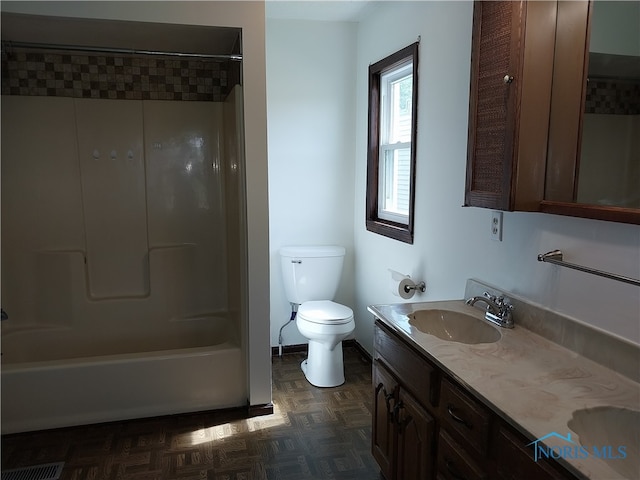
[584,78,640,115]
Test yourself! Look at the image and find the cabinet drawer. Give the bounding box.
[437,430,488,480]
[374,322,435,408]
[439,378,491,456]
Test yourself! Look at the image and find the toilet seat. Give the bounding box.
[298,300,353,325]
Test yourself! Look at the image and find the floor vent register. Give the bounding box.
[1,462,64,480]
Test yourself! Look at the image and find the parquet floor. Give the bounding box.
[1,346,383,480]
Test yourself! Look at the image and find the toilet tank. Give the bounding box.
[279,245,346,304]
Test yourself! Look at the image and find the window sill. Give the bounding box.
[366,219,413,244]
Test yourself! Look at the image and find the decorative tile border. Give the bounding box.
[1,50,240,102]
[585,78,640,115]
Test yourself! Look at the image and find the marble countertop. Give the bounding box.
[368,300,640,480]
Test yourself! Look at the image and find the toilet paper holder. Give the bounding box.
[389,269,427,299]
[404,281,426,294]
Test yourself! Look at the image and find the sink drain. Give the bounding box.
[1,462,64,480]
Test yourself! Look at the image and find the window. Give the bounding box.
[366,43,418,243]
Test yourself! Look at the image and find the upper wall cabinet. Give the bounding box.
[466,0,640,225]
[465,1,557,211]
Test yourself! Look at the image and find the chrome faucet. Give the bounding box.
[466,292,514,328]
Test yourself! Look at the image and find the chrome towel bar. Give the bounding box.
[537,250,640,287]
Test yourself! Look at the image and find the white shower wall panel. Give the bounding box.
[144,101,227,313]
[1,96,86,326]
[2,96,230,330]
[75,99,148,298]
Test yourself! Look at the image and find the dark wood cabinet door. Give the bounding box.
[396,388,436,480]
[465,1,556,211]
[465,0,524,210]
[372,361,398,480]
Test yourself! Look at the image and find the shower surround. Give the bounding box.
[1,81,247,433]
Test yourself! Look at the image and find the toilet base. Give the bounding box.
[300,340,345,388]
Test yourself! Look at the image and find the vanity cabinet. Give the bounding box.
[372,320,578,480]
[465,0,557,211]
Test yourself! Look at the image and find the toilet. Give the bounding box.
[280,245,355,387]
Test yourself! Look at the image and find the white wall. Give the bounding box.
[266,18,357,346]
[352,1,640,353]
[1,1,272,407]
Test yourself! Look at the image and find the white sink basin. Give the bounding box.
[568,406,639,479]
[408,309,501,344]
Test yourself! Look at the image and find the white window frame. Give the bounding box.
[378,62,413,223]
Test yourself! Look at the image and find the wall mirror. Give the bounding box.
[543,0,640,224]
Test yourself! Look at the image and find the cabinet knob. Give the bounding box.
[503,75,514,84]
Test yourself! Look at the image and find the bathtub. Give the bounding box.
[1,316,246,434]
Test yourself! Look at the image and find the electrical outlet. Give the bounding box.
[490,211,503,241]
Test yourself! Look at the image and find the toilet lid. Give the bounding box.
[298,300,353,324]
